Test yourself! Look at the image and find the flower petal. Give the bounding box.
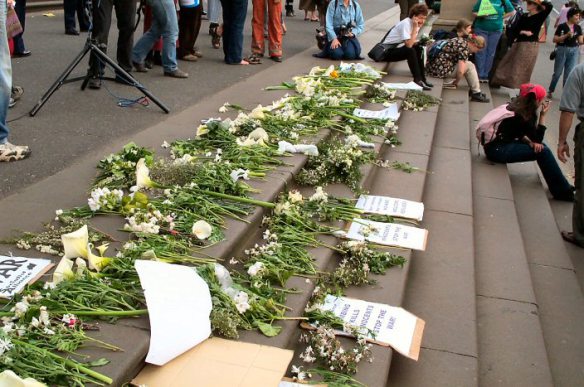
[61,225,89,259]
[192,220,212,240]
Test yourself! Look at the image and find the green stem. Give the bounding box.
[199,190,275,208]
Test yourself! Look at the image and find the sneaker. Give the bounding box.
[133,61,148,72]
[88,77,102,89]
[0,142,30,162]
[164,68,189,78]
[11,85,23,101]
[181,54,198,62]
[470,91,490,103]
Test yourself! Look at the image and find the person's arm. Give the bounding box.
[553,25,569,44]
[351,3,365,36]
[557,66,582,162]
[558,111,574,162]
[471,0,480,17]
[325,1,337,41]
[404,19,419,48]
[503,0,516,18]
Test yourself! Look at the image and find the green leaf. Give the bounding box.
[84,357,110,367]
[255,321,282,337]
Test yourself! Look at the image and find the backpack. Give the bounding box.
[475,103,515,145]
[427,40,448,62]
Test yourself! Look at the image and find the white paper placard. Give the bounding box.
[353,104,400,120]
[356,195,424,221]
[0,256,52,298]
[382,81,423,90]
[320,295,424,360]
[136,260,212,365]
[346,219,428,250]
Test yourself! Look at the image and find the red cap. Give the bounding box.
[519,83,546,103]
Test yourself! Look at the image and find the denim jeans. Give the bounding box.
[325,36,361,60]
[208,0,222,23]
[484,141,573,199]
[132,0,178,72]
[549,46,579,93]
[220,0,247,64]
[0,0,12,144]
[474,28,503,80]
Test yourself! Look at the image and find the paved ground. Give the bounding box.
[1,0,393,199]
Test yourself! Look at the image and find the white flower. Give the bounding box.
[236,137,262,147]
[0,339,14,356]
[39,306,50,327]
[309,186,328,203]
[61,225,88,259]
[136,158,156,189]
[87,244,112,272]
[218,102,229,113]
[229,257,238,265]
[248,127,269,142]
[161,141,170,149]
[16,240,31,250]
[196,124,209,137]
[247,262,264,277]
[55,209,63,216]
[192,220,212,240]
[230,169,250,182]
[288,190,303,203]
[324,65,335,76]
[13,301,29,318]
[249,105,266,120]
[62,314,77,327]
[274,201,292,215]
[233,291,250,314]
[75,257,87,276]
[53,257,75,284]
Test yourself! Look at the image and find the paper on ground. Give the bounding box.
[132,337,294,387]
[381,81,423,90]
[319,294,425,360]
[353,104,400,120]
[135,260,212,365]
[0,256,52,298]
[356,195,424,221]
[346,218,428,250]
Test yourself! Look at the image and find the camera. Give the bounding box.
[339,21,356,37]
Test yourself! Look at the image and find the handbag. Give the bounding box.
[367,27,396,62]
[6,7,23,39]
[550,47,557,60]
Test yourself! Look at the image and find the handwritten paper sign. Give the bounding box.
[346,219,428,250]
[356,195,424,221]
[353,104,400,120]
[320,295,425,360]
[0,256,52,298]
[381,81,423,91]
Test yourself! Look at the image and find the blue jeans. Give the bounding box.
[220,0,247,64]
[326,37,362,60]
[132,0,178,72]
[485,141,573,199]
[208,0,222,24]
[474,28,503,80]
[549,46,579,93]
[0,0,12,144]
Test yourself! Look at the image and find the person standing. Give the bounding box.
[490,0,553,88]
[471,0,515,83]
[208,0,222,49]
[397,0,418,21]
[11,0,29,56]
[0,0,30,161]
[220,0,249,65]
[250,0,283,63]
[558,64,584,248]
[548,7,583,98]
[178,0,204,61]
[64,0,90,35]
[87,0,138,89]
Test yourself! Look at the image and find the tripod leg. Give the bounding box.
[29,43,92,117]
[90,45,170,114]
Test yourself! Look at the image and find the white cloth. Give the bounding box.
[384,18,413,45]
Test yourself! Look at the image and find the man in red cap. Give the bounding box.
[558,65,584,248]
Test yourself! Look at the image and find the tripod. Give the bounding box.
[29,30,169,116]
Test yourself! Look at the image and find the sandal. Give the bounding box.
[211,24,222,49]
[561,231,584,247]
[246,54,262,64]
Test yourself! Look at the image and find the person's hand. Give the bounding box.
[520,30,533,36]
[330,38,341,49]
[540,100,551,115]
[558,142,571,162]
[7,0,15,8]
[347,32,354,38]
[531,143,544,153]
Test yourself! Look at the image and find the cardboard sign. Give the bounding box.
[477,0,497,17]
[318,295,425,360]
[356,195,424,221]
[346,219,428,251]
[381,81,423,91]
[133,338,294,387]
[353,104,400,120]
[135,260,212,365]
[0,256,52,298]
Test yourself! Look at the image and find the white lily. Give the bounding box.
[61,225,88,259]
[192,220,212,240]
[288,190,303,203]
[75,257,87,276]
[324,64,335,76]
[95,242,110,257]
[248,127,269,142]
[249,105,266,120]
[87,243,112,272]
[196,124,209,137]
[230,169,250,182]
[52,257,75,285]
[0,370,47,387]
[136,158,156,189]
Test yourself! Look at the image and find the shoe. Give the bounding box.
[13,50,31,57]
[547,91,553,99]
[193,48,203,58]
[0,142,30,162]
[247,53,263,64]
[181,54,198,62]
[470,92,490,103]
[11,85,23,101]
[286,6,295,17]
[133,61,148,72]
[8,98,15,108]
[422,80,434,88]
[164,68,189,78]
[561,231,584,247]
[88,77,102,89]
[415,81,431,91]
[554,191,575,202]
[145,59,153,69]
[270,56,282,62]
[65,28,80,35]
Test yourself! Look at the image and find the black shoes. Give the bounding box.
[470,91,490,103]
[13,50,31,58]
[270,56,282,63]
[65,28,80,35]
[88,77,102,89]
[415,81,432,91]
[422,80,434,88]
[133,61,149,72]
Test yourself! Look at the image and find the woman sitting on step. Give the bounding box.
[480,83,575,201]
[425,33,490,103]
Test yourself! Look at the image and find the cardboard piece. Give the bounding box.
[353,104,400,120]
[135,260,212,365]
[280,378,327,387]
[381,81,423,91]
[346,218,428,251]
[356,195,424,221]
[477,0,497,17]
[132,338,294,387]
[0,256,53,298]
[304,295,425,361]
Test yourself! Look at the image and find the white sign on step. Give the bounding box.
[320,295,425,360]
[353,104,400,120]
[356,195,424,221]
[346,218,428,250]
[381,81,423,91]
[0,256,52,298]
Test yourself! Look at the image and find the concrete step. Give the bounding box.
[470,89,554,386]
[388,87,478,387]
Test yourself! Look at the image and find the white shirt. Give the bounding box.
[384,18,414,45]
